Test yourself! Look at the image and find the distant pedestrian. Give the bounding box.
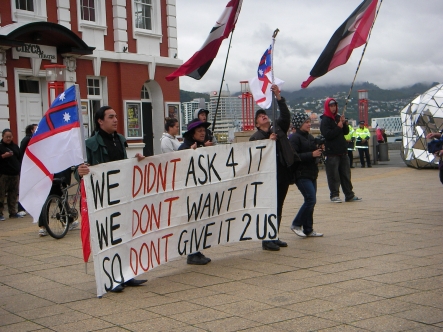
[355,120,372,168]
[17,123,37,216]
[193,108,217,146]
[0,129,24,220]
[320,98,362,203]
[160,118,181,153]
[344,119,355,168]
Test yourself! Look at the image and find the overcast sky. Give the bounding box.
[174,0,443,94]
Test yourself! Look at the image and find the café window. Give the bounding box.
[12,0,46,22]
[16,0,34,11]
[133,0,161,36]
[134,0,152,30]
[80,0,95,22]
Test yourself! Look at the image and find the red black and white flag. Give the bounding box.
[301,0,378,89]
[166,0,242,81]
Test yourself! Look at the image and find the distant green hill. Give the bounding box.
[180,82,440,103]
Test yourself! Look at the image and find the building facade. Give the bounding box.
[0,0,182,156]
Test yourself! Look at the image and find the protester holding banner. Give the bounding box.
[178,118,212,265]
[0,129,23,221]
[77,106,147,292]
[289,113,323,238]
[249,84,295,251]
[160,118,181,153]
[320,98,362,203]
[193,108,217,146]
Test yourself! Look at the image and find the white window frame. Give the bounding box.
[77,0,107,33]
[86,76,107,136]
[132,0,162,38]
[11,0,47,22]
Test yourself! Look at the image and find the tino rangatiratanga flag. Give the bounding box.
[301,0,378,89]
[166,0,242,81]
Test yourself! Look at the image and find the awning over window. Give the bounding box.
[0,21,95,55]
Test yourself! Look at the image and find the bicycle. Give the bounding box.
[42,178,80,239]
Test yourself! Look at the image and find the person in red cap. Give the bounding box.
[320,98,361,203]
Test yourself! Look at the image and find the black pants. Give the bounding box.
[357,148,371,167]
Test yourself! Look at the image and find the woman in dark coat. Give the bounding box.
[288,113,323,237]
[178,119,212,265]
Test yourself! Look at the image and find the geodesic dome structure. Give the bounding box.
[400,83,443,168]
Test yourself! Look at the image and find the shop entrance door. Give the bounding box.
[18,79,43,142]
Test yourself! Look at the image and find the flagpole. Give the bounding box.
[271,29,279,133]
[343,0,383,116]
[212,29,236,134]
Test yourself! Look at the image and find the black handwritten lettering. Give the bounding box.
[198,155,208,184]
[226,147,238,177]
[185,157,197,186]
[90,172,105,209]
[256,145,266,171]
[250,182,263,207]
[107,170,120,205]
[240,213,252,241]
[207,153,221,182]
[96,218,108,250]
[110,212,122,245]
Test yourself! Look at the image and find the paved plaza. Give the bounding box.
[1,152,443,331]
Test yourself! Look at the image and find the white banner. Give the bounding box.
[84,140,277,296]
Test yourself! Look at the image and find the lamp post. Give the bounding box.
[44,64,66,105]
[358,89,368,125]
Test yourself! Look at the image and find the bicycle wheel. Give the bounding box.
[43,195,69,239]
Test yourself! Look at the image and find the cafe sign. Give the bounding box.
[12,43,57,63]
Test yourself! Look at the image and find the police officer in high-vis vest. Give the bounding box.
[344,118,355,168]
[354,120,371,168]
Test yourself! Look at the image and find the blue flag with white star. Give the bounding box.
[19,85,85,221]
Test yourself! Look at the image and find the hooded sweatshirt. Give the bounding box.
[320,97,349,156]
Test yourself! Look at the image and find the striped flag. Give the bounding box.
[166,0,242,81]
[301,0,378,88]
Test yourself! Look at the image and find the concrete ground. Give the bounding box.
[1,151,443,331]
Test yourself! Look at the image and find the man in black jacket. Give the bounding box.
[320,98,361,203]
[249,84,296,251]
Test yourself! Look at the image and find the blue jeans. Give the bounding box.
[291,178,316,235]
[325,154,355,200]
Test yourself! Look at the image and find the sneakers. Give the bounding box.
[306,231,323,237]
[9,213,24,218]
[262,240,280,251]
[345,196,362,202]
[0,215,5,221]
[17,211,27,216]
[39,228,48,237]
[187,252,211,265]
[331,197,342,203]
[291,226,306,237]
[69,221,80,230]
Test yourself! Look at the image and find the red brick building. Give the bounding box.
[0,0,181,156]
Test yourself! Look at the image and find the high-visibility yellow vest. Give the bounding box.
[354,127,370,148]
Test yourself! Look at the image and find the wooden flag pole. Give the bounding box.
[343,0,384,116]
[271,28,279,133]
